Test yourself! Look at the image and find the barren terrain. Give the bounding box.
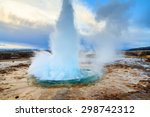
[0,52,149,99]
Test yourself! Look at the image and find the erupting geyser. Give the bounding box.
[28,0,99,85]
[50,0,80,79]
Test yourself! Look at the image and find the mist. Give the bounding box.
[80,0,133,69]
[28,0,133,81]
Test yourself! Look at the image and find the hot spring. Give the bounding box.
[28,0,100,86]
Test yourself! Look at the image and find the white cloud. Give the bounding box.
[0,43,34,49]
[122,27,150,47]
[0,0,106,34]
[0,0,61,27]
[0,0,149,49]
[73,1,106,36]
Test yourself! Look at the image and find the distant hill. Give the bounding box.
[0,49,39,60]
[127,46,150,51]
[0,49,52,60]
[0,48,38,52]
[125,46,150,60]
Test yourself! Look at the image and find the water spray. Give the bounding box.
[28,0,99,86]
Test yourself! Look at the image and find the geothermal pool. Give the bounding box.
[31,70,99,87]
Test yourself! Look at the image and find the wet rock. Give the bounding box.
[0,87,4,92]
[15,96,19,99]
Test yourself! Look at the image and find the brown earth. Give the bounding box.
[0,50,35,60]
[0,57,149,100]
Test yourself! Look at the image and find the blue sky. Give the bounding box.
[0,0,149,49]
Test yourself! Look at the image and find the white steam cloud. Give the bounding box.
[28,0,133,81]
[80,0,132,70]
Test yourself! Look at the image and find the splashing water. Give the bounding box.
[28,0,99,83]
[50,0,80,79]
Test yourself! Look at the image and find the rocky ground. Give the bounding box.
[0,56,149,100]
